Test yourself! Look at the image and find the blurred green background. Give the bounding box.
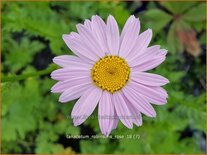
[1,1,206,154]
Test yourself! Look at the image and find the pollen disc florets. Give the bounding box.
[91,56,130,93]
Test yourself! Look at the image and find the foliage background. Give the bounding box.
[1,1,206,154]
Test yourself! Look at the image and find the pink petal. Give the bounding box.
[112,91,133,129]
[51,68,90,81]
[158,49,168,56]
[51,76,91,93]
[53,55,92,68]
[128,45,160,67]
[71,86,102,126]
[154,87,168,98]
[106,15,120,55]
[119,16,140,58]
[131,71,169,86]
[98,91,114,136]
[120,15,136,40]
[132,56,166,72]
[129,46,168,67]
[112,111,119,130]
[62,34,99,62]
[91,15,109,55]
[123,95,142,126]
[128,80,167,105]
[84,19,92,30]
[145,87,168,105]
[59,83,91,103]
[123,84,156,117]
[126,29,152,62]
[130,110,142,127]
[76,24,105,58]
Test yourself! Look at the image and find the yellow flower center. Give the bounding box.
[91,56,130,93]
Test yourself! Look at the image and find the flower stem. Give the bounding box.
[1,64,58,83]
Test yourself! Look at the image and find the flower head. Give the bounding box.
[51,15,169,136]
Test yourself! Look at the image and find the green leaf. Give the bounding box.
[2,79,41,141]
[81,140,107,153]
[68,2,98,19]
[143,9,172,34]
[188,19,206,32]
[183,2,206,22]
[113,5,130,27]
[160,2,197,14]
[167,22,184,54]
[2,119,17,141]
[3,38,44,73]
[1,1,206,154]
[3,2,68,55]
[200,32,206,45]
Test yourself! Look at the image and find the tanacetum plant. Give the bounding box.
[51,15,169,136]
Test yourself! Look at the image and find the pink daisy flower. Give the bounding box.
[51,15,169,136]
